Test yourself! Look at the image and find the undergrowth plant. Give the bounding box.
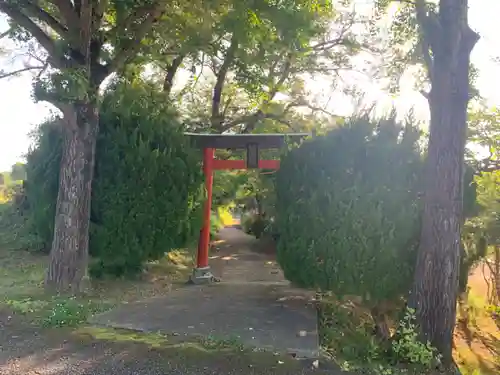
[320,298,441,374]
[5,295,107,328]
[390,308,441,368]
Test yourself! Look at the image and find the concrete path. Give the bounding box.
[91,228,319,358]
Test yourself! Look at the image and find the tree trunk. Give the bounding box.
[494,246,500,304]
[410,0,479,364]
[163,55,184,96]
[371,306,391,341]
[45,100,99,293]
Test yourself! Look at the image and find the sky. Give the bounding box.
[0,1,499,172]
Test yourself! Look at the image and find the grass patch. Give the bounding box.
[79,326,247,352]
[78,326,171,347]
[0,245,194,328]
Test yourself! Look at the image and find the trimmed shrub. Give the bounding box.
[275,117,423,305]
[89,83,203,277]
[25,81,204,277]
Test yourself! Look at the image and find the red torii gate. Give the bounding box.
[185,133,309,284]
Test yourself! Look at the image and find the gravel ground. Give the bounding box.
[0,310,336,375]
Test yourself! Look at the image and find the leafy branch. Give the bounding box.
[0,1,65,68]
[0,63,47,79]
[0,0,168,82]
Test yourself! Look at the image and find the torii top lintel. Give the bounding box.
[184,132,310,150]
[185,132,310,170]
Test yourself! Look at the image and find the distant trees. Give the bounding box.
[10,162,26,181]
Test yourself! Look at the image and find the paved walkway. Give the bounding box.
[91,228,319,358]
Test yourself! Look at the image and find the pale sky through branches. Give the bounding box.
[0,1,499,171]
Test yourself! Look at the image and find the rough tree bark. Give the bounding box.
[495,247,500,304]
[488,246,500,304]
[45,99,99,293]
[410,0,479,364]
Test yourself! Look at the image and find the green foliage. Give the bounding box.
[90,82,203,277]
[319,298,385,363]
[474,170,500,245]
[176,0,361,134]
[210,211,223,238]
[33,69,91,104]
[319,299,440,373]
[25,121,62,251]
[242,213,268,239]
[24,81,204,277]
[460,221,488,294]
[0,184,43,252]
[467,106,500,171]
[390,308,440,367]
[212,170,248,207]
[5,295,104,328]
[276,117,423,304]
[458,164,485,293]
[42,297,100,328]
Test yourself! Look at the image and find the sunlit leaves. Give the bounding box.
[467,106,500,169]
[33,68,90,103]
[174,0,362,133]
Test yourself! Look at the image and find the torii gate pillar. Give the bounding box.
[190,147,215,283]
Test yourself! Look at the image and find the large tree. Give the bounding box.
[0,0,171,292]
[409,0,479,363]
[156,2,370,135]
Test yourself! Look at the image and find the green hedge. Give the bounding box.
[25,81,204,277]
[275,117,423,305]
[25,121,61,252]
